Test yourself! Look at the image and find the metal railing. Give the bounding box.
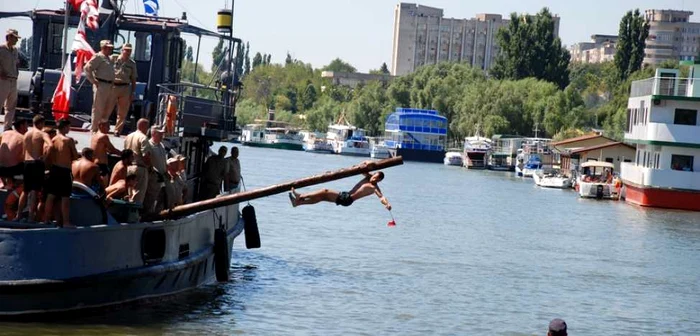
[155,83,237,138]
[630,77,700,98]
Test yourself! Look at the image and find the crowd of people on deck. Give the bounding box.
[0,30,242,227]
[0,114,241,227]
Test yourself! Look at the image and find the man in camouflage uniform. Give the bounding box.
[0,29,20,131]
[84,40,115,133]
[110,43,137,137]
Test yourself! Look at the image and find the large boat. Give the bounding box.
[383,108,447,163]
[621,65,700,211]
[576,161,620,200]
[488,135,525,171]
[462,132,491,170]
[241,112,304,151]
[326,123,371,157]
[0,3,253,315]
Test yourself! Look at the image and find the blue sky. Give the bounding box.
[0,0,696,72]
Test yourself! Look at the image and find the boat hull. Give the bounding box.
[243,141,304,151]
[623,182,700,211]
[578,182,618,200]
[393,148,445,163]
[0,203,244,316]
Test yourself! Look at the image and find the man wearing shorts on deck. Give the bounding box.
[44,120,79,227]
[16,115,52,222]
[289,162,391,210]
[0,119,27,186]
[91,120,121,186]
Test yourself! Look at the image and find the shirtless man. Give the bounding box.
[105,172,138,203]
[0,119,27,186]
[72,147,102,190]
[44,120,79,227]
[109,149,133,185]
[289,163,391,210]
[16,115,52,222]
[91,120,121,185]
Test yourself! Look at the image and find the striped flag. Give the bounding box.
[71,18,95,83]
[144,0,159,16]
[52,58,72,120]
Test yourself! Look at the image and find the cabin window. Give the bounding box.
[671,155,694,171]
[605,157,614,164]
[624,159,632,163]
[115,30,153,62]
[674,109,697,126]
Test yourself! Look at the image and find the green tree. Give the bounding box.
[349,81,389,135]
[305,96,343,131]
[211,38,225,72]
[285,52,293,65]
[252,52,263,69]
[244,42,251,76]
[323,58,357,73]
[301,82,317,110]
[380,62,390,74]
[615,9,650,80]
[491,8,570,89]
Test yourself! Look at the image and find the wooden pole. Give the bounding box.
[148,156,404,221]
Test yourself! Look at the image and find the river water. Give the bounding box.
[3,145,700,335]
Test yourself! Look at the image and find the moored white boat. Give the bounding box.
[576,161,620,199]
[371,144,391,159]
[533,169,572,189]
[444,151,464,166]
[327,124,371,157]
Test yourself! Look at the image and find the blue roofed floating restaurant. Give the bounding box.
[384,108,447,163]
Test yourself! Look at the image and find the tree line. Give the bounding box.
[186,7,659,142]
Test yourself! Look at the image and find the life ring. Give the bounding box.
[214,227,230,282]
[72,181,100,199]
[4,186,23,221]
[72,181,109,224]
[165,95,178,136]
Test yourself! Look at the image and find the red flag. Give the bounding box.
[52,58,72,120]
[68,0,85,10]
[71,19,95,82]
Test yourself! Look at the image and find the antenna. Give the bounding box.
[533,122,540,138]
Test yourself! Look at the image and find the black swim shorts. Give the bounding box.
[46,165,73,198]
[335,191,354,207]
[98,163,110,177]
[0,162,24,179]
[23,160,46,192]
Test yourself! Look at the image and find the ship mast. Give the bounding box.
[61,0,70,65]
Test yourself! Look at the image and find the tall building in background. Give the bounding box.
[644,10,700,65]
[570,35,618,64]
[391,3,560,76]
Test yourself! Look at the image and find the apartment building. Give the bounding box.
[570,35,618,64]
[390,3,560,76]
[644,9,700,65]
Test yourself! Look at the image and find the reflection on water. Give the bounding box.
[2,146,700,335]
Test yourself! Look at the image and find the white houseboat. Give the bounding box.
[621,65,700,211]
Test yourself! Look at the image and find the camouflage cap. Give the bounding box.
[99,40,114,48]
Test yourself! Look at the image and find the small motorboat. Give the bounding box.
[444,151,464,166]
[533,169,572,189]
